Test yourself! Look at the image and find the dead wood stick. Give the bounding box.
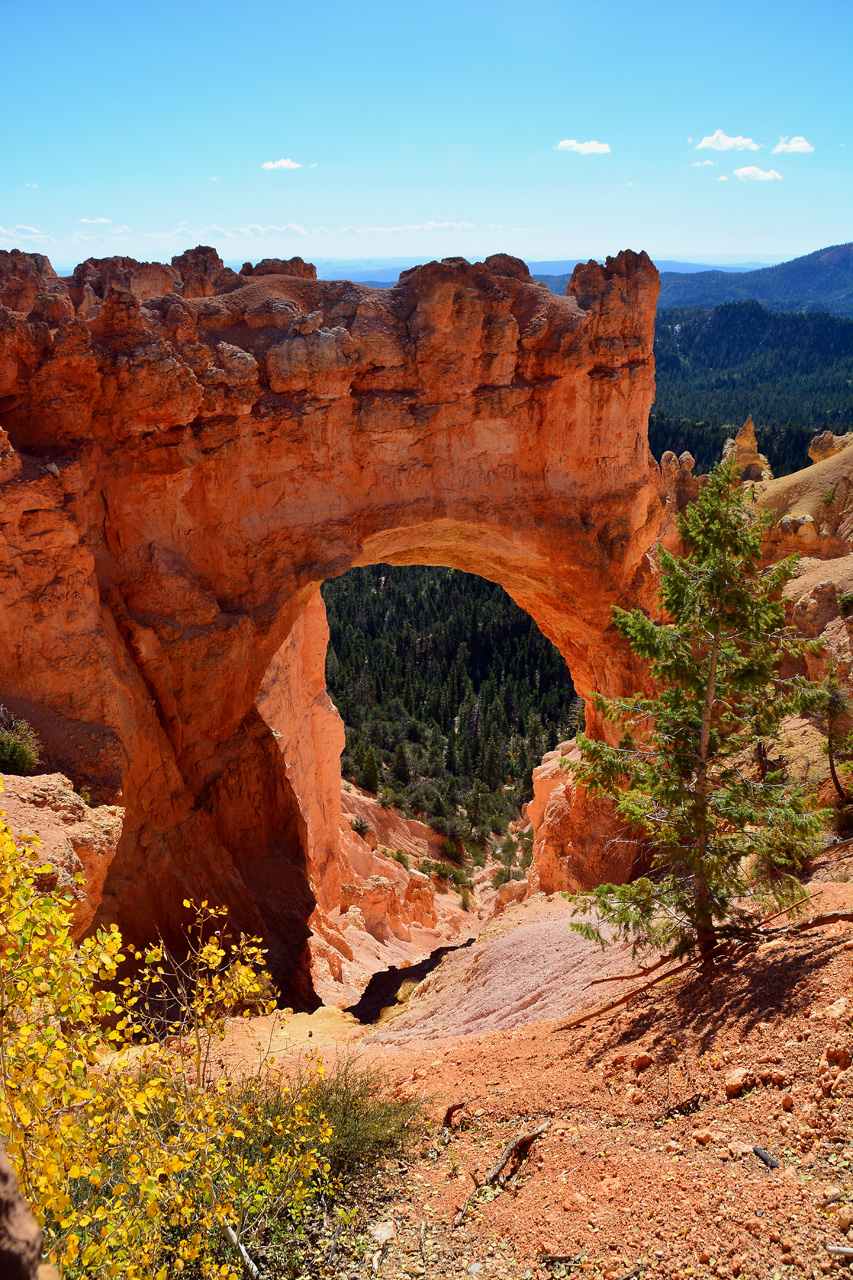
[757,889,824,929]
[484,1120,550,1186]
[793,909,853,931]
[555,955,698,1032]
[827,1245,853,1258]
[587,951,678,987]
[452,1121,550,1227]
[441,1100,467,1129]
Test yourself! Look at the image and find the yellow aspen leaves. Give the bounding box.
[0,781,331,1278]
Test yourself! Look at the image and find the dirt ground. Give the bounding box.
[220,857,853,1280]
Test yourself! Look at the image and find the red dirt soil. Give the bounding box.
[216,858,853,1279]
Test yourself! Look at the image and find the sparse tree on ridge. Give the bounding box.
[567,456,824,966]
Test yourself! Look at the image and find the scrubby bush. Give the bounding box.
[350,814,371,840]
[0,781,333,1279]
[0,707,41,775]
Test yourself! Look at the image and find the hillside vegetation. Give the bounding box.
[534,242,853,317]
[656,242,853,315]
[650,300,853,473]
[322,566,578,846]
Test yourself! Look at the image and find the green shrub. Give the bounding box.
[297,1055,423,1182]
[0,709,41,776]
[350,814,371,839]
[460,886,472,912]
[390,848,410,870]
[840,593,853,618]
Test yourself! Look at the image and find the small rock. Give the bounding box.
[368,1220,396,1246]
[838,1207,853,1233]
[725,1067,754,1098]
[695,1129,713,1145]
[632,1051,653,1072]
[467,1265,483,1276]
[665,1140,684,1154]
[781,1093,794,1111]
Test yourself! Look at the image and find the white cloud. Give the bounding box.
[734,165,782,181]
[25,182,37,188]
[113,226,133,233]
[693,160,715,167]
[556,138,611,154]
[261,157,301,170]
[696,129,759,151]
[0,224,53,245]
[78,217,111,224]
[210,176,219,182]
[309,163,318,168]
[717,175,729,182]
[338,221,476,234]
[485,223,502,229]
[773,135,814,153]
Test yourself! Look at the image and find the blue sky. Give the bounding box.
[3,0,850,271]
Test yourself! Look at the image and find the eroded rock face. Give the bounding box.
[0,774,123,932]
[0,244,663,999]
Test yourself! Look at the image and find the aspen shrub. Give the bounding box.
[0,780,332,1278]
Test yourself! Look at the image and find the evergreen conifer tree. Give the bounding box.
[360,746,379,794]
[568,457,823,965]
[391,742,411,787]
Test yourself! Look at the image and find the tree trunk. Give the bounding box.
[827,720,850,804]
[693,628,721,966]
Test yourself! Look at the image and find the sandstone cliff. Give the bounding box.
[0,244,663,999]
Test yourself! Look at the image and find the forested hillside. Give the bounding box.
[534,243,853,316]
[650,300,853,473]
[321,566,579,847]
[655,243,853,315]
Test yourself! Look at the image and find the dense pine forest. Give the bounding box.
[651,301,853,474]
[322,566,579,849]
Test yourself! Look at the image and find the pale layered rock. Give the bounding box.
[340,877,412,944]
[0,246,663,999]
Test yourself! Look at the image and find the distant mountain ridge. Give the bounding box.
[535,244,853,317]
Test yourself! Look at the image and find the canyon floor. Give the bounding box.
[214,849,853,1280]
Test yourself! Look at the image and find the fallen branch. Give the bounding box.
[485,1119,551,1187]
[555,955,698,1032]
[792,910,853,932]
[757,889,824,929]
[587,951,677,987]
[827,1245,853,1258]
[452,1121,550,1226]
[753,1145,779,1170]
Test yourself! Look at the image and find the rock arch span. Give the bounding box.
[0,246,663,1000]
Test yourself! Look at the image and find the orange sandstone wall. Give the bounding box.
[0,245,663,999]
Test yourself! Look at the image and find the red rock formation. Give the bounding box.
[0,774,122,932]
[0,244,663,999]
[0,1143,42,1280]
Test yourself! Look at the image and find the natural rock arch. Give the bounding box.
[0,246,663,999]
